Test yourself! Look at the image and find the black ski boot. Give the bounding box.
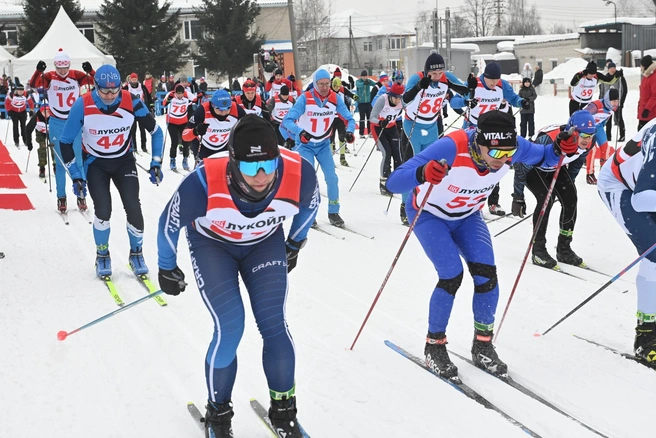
[471,329,508,377]
[424,332,458,380]
[556,233,583,267]
[77,196,88,212]
[634,321,656,368]
[380,178,393,196]
[532,242,558,269]
[204,400,234,438]
[340,154,349,166]
[400,204,409,226]
[328,213,345,228]
[39,167,45,179]
[269,396,303,438]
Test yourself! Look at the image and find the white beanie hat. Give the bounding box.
[54,48,70,68]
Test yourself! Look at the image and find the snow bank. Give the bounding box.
[497,41,514,52]
[543,58,588,81]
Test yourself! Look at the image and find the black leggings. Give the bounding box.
[331,117,346,146]
[525,167,577,246]
[10,111,27,144]
[375,125,401,178]
[358,102,372,135]
[86,153,144,231]
[568,99,587,116]
[130,120,147,149]
[167,123,189,158]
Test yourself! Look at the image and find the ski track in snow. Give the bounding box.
[0,92,651,437]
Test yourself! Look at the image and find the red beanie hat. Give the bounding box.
[334,67,342,78]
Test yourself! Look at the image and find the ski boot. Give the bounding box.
[328,213,345,228]
[635,320,656,368]
[170,157,177,171]
[129,247,149,275]
[618,135,625,142]
[77,196,88,212]
[556,233,583,267]
[178,144,184,153]
[586,173,597,185]
[57,197,67,214]
[488,204,506,216]
[14,142,19,148]
[269,396,303,438]
[39,167,45,179]
[471,329,508,376]
[141,143,148,153]
[379,178,393,196]
[182,157,190,171]
[95,251,112,277]
[424,332,458,379]
[400,204,409,226]
[532,243,558,269]
[311,219,318,229]
[204,400,235,438]
[340,154,349,166]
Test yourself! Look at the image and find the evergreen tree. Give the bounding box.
[95,0,188,78]
[18,0,84,56]
[193,0,266,83]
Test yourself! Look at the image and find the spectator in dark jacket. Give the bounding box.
[518,77,537,138]
[638,55,656,130]
[199,77,208,93]
[532,65,543,88]
[599,62,627,141]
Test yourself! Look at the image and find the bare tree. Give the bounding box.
[461,0,496,37]
[548,23,574,34]
[616,0,647,15]
[451,13,475,38]
[296,0,335,73]
[414,10,433,45]
[504,0,542,36]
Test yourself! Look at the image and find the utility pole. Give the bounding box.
[349,15,353,68]
[494,0,503,35]
[287,0,301,77]
[433,9,438,50]
[445,7,451,69]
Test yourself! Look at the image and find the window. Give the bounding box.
[388,38,404,50]
[401,38,406,49]
[376,39,382,51]
[550,59,558,69]
[77,24,95,44]
[1,26,18,46]
[184,20,201,40]
[536,59,543,69]
[389,60,399,71]
[193,62,206,80]
[364,41,372,52]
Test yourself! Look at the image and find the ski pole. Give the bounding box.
[57,290,166,341]
[25,150,31,172]
[350,162,445,350]
[135,161,161,186]
[349,139,378,192]
[46,144,52,192]
[493,213,534,237]
[494,154,566,342]
[3,116,9,145]
[541,241,656,336]
[354,135,369,156]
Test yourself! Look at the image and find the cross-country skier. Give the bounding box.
[282,67,356,227]
[28,49,95,214]
[511,110,597,269]
[162,84,195,171]
[568,61,616,115]
[266,85,295,145]
[581,88,619,185]
[183,89,246,161]
[370,82,405,195]
[5,83,34,148]
[122,72,153,153]
[597,118,656,369]
[385,110,580,378]
[234,80,270,120]
[156,115,319,437]
[24,103,54,179]
[265,68,293,99]
[59,64,164,277]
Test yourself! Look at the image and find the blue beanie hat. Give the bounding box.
[313,68,331,90]
[566,110,596,135]
[484,62,502,80]
[424,52,445,73]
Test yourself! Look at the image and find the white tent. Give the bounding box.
[0,45,16,78]
[12,6,115,83]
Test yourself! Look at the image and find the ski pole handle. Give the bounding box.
[57,290,165,341]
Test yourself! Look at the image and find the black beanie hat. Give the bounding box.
[476,111,517,148]
[361,69,368,76]
[641,55,653,69]
[280,85,289,95]
[229,114,279,162]
[175,84,184,93]
[586,61,597,74]
[274,68,283,76]
[608,88,619,101]
[424,52,445,72]
[483,62,502,80]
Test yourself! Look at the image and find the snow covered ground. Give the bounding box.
[0,89,651,438]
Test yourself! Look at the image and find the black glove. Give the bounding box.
[194,123,209,136]
[158,267,187,296]
[521,99,530,110]
[82,62,92,73]
[642,109,649,119]
[285,238,306,273]
[443,105,448,118]
[417,76,431,90]
[283,138,295,149]
[268,76,275,83]
[26,141,33,151]
[36,61,46,72]
[581,69,588,76]
[616,69,624,77]
[511,193,526,218]
[299,130,312,144]
[345,132,355,143]
[467,99,478,109]
[379,119,389,129]
[467,75,478,90]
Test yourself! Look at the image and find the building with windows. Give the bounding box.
[0,0,293,83]
[298,9,414,77]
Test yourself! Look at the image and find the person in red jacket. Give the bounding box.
[638,55,656,130]
[5,84,34,148]
[265,68,293,99]
[162,84,196,171]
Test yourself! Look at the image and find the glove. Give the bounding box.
[283,138,295,149]
[352,95,359,101]
[345,132,355,143]
[443,106,448,118]
[158,267,187,296]
[417,159,449,184]
[511,193,526,218]
[467,75,478,90]
[285,237,306,273]
[581,69,588,76]
[379,119,389,129]
[82,62,92,73]
[521,99,530,110]
[72,179,87,197]
[417,76,431,90]
[299,130,312,144]
[36,61,46,72]
[193,123,209,136]
[149,161,164,184]
[642,109,649,119]
[268,76,275,83]
[554,128,579,157]
[26,141,33,151]
[467,99,478,109]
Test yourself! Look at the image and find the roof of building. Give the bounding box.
[415,41,479,53]
[579,17,656,30]
[513,33,580,46]
[452,35,524,43]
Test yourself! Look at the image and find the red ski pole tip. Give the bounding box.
[533,332,541,338]
[57,331,68,341]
